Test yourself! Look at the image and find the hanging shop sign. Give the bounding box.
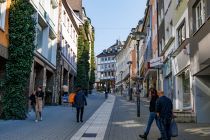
[149,56,164,68]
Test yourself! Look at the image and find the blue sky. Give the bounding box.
[83,0,147,55]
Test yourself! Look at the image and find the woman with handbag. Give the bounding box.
[35,86,44,122]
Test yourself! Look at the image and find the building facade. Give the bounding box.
[96,40,122,92]
[115,37,132,96]
[28,0,59,104]
[188,0,210,123]
[60,0,79,97]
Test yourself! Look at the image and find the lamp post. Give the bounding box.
[120,71,123,96]
[127,61,132,101]
[132,30,145,117]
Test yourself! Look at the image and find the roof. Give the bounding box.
[96,40,123,58]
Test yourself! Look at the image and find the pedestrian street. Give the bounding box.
[0,92,210,140]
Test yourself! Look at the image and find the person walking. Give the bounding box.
[156,91,173,140]
[139,88,160,139]
[29,91,36,116]
[74,87,87,123]
[35,86,44,122]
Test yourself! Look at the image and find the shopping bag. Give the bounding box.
[170,118,178,137]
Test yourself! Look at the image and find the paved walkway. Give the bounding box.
[104,96,210,140]
[71,95,115,140]
[0,93,104,140]
[1,93,210,140]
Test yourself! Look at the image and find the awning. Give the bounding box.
[144,69,158,80]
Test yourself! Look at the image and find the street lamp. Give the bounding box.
[120,71,123,96]
[132,31,145,117]
[127,61,132,101]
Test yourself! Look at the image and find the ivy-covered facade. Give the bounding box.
[0,0,95,119]
[76,19,95,93]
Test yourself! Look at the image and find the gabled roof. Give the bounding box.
[97,40,123,58]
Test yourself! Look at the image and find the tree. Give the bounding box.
[2,0,36,119]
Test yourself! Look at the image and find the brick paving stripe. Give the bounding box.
[70,95,115,140]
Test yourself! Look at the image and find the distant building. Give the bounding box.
[96,40,123,92]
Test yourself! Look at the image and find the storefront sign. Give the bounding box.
[150,57,163,68]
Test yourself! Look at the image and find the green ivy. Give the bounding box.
[76,27,86,89]
[2,0,36,120]
[89,32,95,90]
[76,23,92,90]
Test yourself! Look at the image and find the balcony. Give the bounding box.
[172,38,190,57]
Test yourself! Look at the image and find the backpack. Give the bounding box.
[69,93,76,104]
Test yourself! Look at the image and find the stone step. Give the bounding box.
[174,111,196,123]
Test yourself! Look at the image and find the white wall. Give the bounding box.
[31,0,59,66]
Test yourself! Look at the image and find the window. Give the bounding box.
[101,65,104,70]
[67,18,70,32]
[177,21,186,46]
[73,30,75,41]
[0,0,7,30]
[195,0,205,30]
[37,24,43,50]
[71,24,73,37]
[63,11,66,26]
[159,38,165,53]
[101,58,104,62]
[48,38,52,61]
[65,41,68,57]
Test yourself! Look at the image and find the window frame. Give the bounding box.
[0,0,7,31]
[177,21,186,46]
[195,0,205,31]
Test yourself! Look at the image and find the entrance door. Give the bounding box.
[181,70,191,109]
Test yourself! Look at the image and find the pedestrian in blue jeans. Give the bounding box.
[139,88,161,139]
[156,91,173,140]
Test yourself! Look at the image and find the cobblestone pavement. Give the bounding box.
[104,95,210,140]
[0,93,105,140]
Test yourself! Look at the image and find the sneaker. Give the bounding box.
[139,134,147,139]
[35,120,38,123]
[80,120,83,122]
[40,117,42,121]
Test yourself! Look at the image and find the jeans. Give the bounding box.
[76,107,84,122]
[144,112,160,135]
[158,117,172,140]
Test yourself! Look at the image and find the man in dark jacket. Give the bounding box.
[156,91,173,140]
[139,88,160,139]
[74,87,87,122]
